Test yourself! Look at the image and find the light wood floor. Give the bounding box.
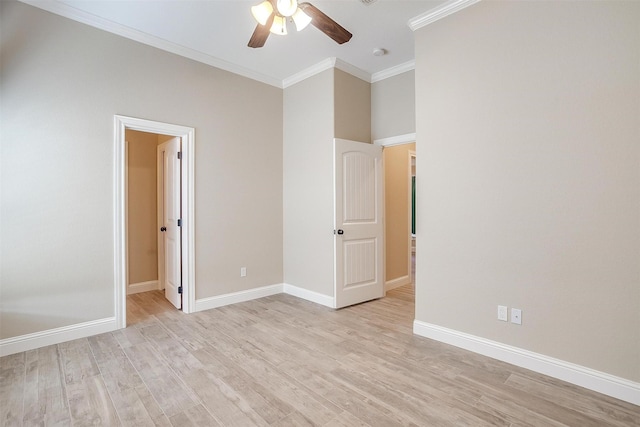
[1,285,638,426]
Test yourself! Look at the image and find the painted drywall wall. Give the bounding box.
[126,130,159,286]
[283,69,335,297]
[334,69,371,143]
[414,0,639,382]
[371,70,416,141]
[283,68,374,299]
[383,143,415,285]
[0,0,283,339]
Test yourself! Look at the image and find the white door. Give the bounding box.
[334,139,384,308]
[159,137,182,309]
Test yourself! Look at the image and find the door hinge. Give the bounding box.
[178,286,183,294]
[177,219,182,227]
[177,151,182,160]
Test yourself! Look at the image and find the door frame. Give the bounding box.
[114,115,195,329]
[408,150,416,283]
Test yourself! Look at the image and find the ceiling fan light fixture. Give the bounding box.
[270,15,288,35]
[292,8,312,31]
[251,0,273,26]
[248,1,351,48]
[276,0,298,17]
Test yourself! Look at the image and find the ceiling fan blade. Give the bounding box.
[248,12,275,48]
[299,2,352,45]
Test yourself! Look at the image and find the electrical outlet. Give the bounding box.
[240,267,247,277]
[498,305,508,321]
[511,308,522,325]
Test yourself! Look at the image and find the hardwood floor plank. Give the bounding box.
[205,341,341,424]
[474,394,569,427]
[142,375,200,419]
[329,365,505,426]
[189,338,299,424]
[181,368,270,427]
[279,362,417,427]
[122,343,200,417]
[458,371,614,426]
[323,411,371,427]
[168,404,221,427]
[270,411,316,427]
[136,324,205,375]
[88,337,162,426]
[66,374,121,426]
[0,353,25,426]
[113,326,148,349]
[59,339,100,385]
[220,373,293,424]
[22,346,72,426]
[104,385,158,427]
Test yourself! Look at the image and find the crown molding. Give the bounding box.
[371,60,415,83]
[282,58,337,88]
[19,0,282,88]
[333,58,371,83]
[283,57,371,88]
[408,0,481,31]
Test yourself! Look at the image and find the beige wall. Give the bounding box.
[283,70,335,296]
[334,69,371,143]
[126,130,160,285]
[414,1,639,381]
[283,69,374,298]
[383,143,415,283]
[0,0,283,338]
[371,70,415,141]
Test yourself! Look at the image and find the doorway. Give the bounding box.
[382,142,416,293]
[114,115,195,329]
[125,131,182,310]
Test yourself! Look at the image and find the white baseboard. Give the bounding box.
[127,280,159,295]
[283,283,335,308]
[194,283,335,313]
[413,320,640,406]
[0,317,118,357]
[195,284,284,312]
[385,275,411,292]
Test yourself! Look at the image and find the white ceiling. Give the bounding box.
[26,0,448,87]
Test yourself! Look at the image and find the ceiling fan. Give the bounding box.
[248,0,353,48]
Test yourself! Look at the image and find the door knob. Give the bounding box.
[337,229,344,235]
[160,226,167,232]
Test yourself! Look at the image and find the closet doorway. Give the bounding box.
[114,115,195,329]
